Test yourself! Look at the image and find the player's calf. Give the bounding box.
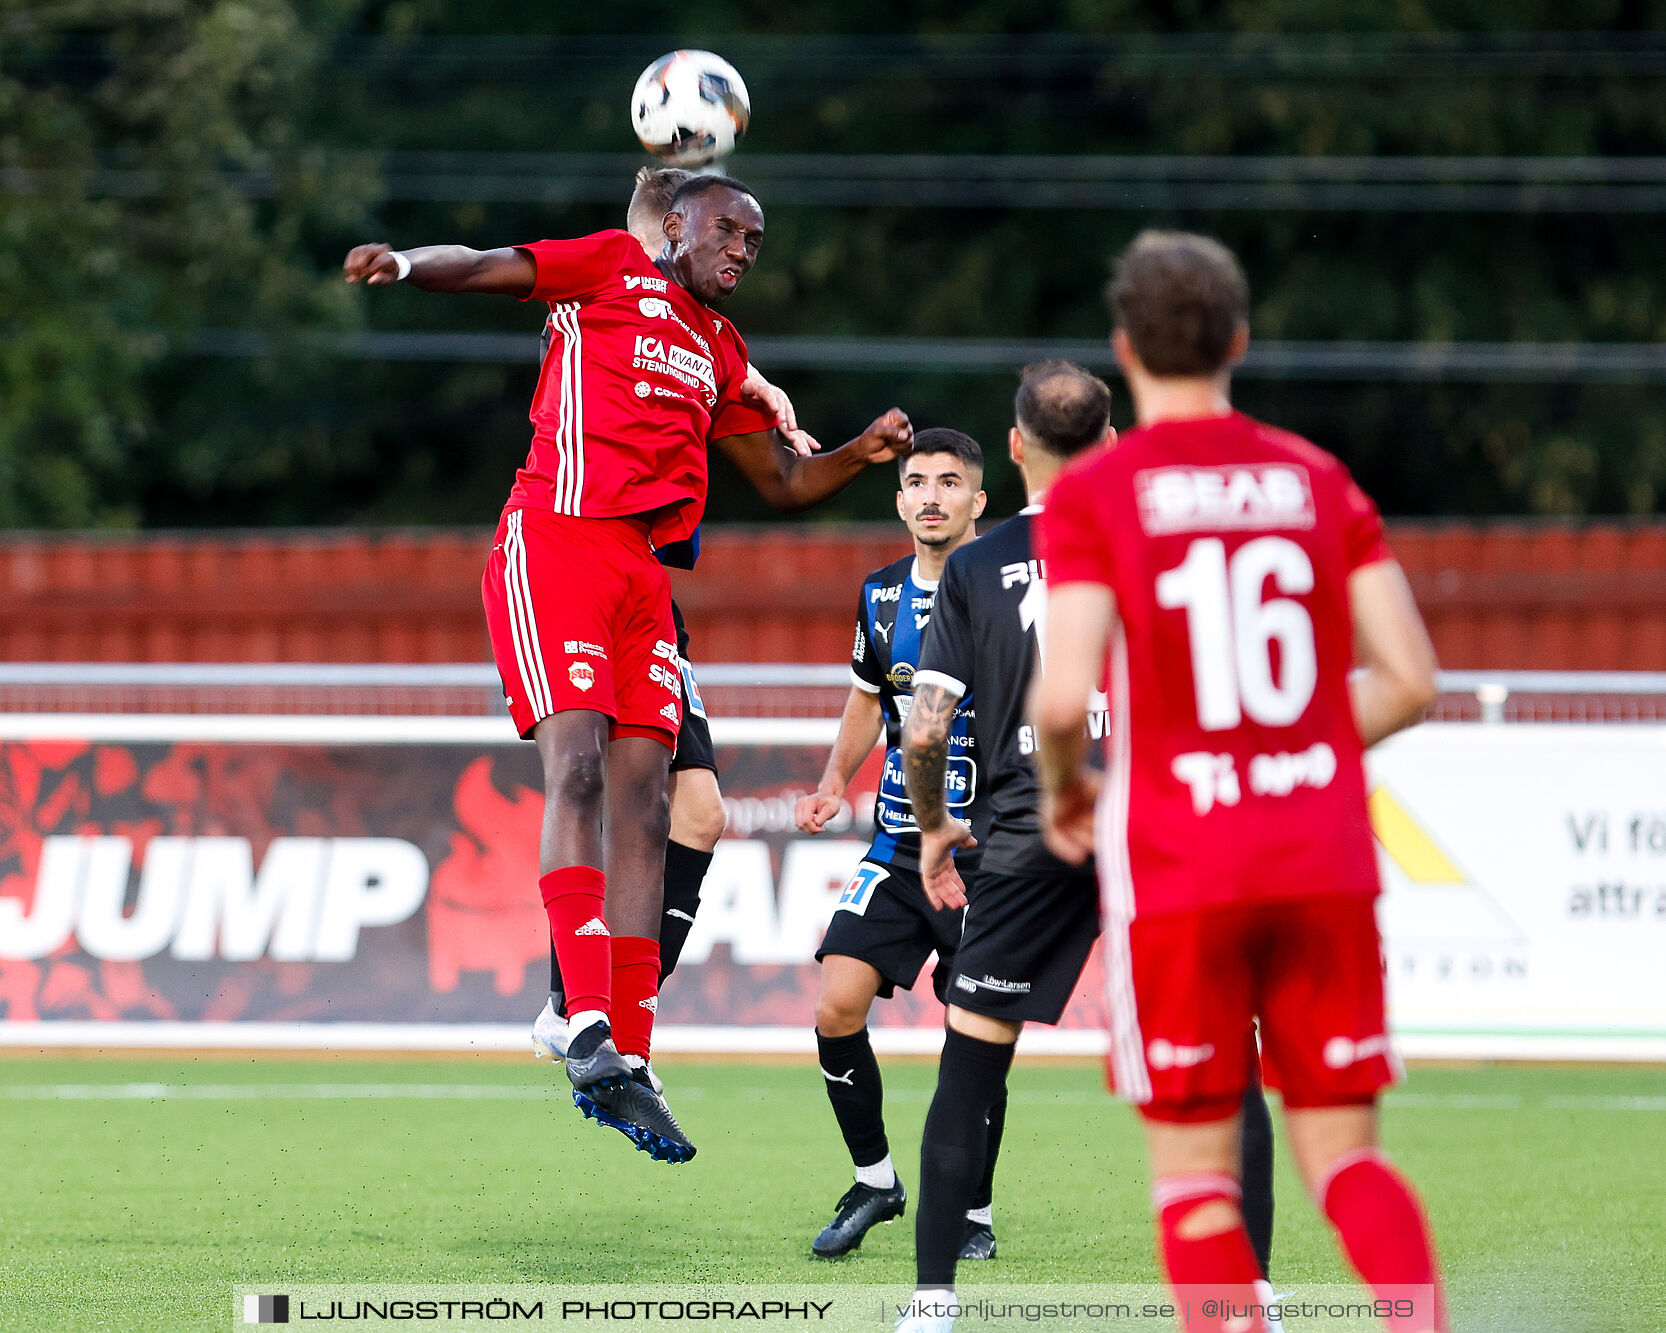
[1154,1173,1268,1333]
[1317,1149,1448,1333]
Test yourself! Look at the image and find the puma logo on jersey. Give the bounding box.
[821,1067,855,1085]
[873,621,892,642]
[1137,464,1315,535]
[574,918,609,937]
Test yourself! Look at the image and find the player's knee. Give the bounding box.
[675,785,727,849]
[546,747,607,817]
[1172,1196,1243,1240]
[814,991,869,1037]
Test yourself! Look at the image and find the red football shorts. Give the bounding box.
[1102,895,1397,1123]
[482,506,682,744]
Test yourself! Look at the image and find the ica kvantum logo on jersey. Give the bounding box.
[0,836,429,963]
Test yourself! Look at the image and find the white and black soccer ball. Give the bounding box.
[631,50,750,168]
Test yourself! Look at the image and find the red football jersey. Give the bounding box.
[510,231,773,549]
[1040,412,1393,919]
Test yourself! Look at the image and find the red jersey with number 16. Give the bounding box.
[1039,412,1393,919]
[509,230,772,549]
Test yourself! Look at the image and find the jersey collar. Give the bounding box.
[908,556,940,591]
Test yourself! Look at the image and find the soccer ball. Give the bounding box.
[631,50,750,168]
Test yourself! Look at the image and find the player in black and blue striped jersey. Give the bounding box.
[795,428,1000,1260]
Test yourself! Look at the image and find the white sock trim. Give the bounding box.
[567,1010,607,1040]
[854,1154,896,1189]
[965,1205,992,1226]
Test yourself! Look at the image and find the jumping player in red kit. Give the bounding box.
[344,176,912,1164]
[1033,231,1448,1333]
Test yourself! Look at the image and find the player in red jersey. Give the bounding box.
[345,175,912,1164]
[532,166,825,1085]
[1033,232,1448,1333]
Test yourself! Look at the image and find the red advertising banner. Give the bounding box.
[0,728,1107,1043]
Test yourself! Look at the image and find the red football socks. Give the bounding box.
[540,866,610,1018]
[1154,1173,1267,1333]
[609,934,661,1063]
[1320,1150,1449,1332]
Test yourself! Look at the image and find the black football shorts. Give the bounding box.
[668,600,716,776]
[816,858,966,1001]
[946,869,1100,1024]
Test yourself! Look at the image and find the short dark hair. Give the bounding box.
[1014,361,1112,458]
[627,166,693,237]
[668,173,758,212]
[1107,230,1249,376]
[899,427,983,480]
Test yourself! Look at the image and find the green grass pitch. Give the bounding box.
[2,1055,1663,1330]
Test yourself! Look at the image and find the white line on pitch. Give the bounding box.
[1,1084,1662,1110]
[0,1083,555,1100]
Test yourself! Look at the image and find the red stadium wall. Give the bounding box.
[2,522,1664,669]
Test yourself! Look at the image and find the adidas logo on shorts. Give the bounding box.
[575,918,609,937]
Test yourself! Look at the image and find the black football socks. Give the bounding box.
[916,1027,1016,1287]
[816,1026,890,1175]
[658,839,714,981]
[1239,1079,1276,1279]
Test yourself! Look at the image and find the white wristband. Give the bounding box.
[390,251,413,281]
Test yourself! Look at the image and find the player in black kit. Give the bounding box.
[795,429,1004,1261]
[898,363,1282,1328]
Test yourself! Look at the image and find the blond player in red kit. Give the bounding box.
[1033,231,1448,1333]
[345,176,911,1163]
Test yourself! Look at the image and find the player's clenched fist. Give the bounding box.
[852,408,913,465]
[794,790,843,835]
[343,243,403,285]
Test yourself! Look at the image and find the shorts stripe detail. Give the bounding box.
[1097,621,1151,1103]
[503,511,554,718]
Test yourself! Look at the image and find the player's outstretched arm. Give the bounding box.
[343,243,536,297]
[902,682,977,910]
[1348,558,1439,747]
[713,408,913,513]
[1032,582,1116,865]
[794,686,885,835]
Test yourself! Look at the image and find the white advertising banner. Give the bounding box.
[1367,724,1666,1060]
